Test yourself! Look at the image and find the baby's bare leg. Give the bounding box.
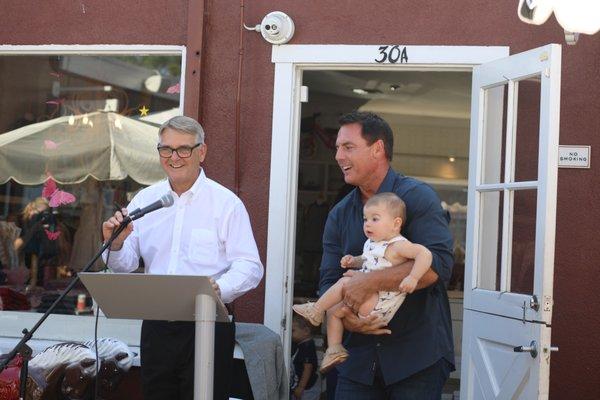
[326,292,378,348]
[326,303,347,347]
[315,277,351,312]
[357,293,380,319]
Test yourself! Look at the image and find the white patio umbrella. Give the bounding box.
[0,111,165,186]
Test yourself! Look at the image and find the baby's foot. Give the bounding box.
[292,302,324,326]
[320,344,349,373]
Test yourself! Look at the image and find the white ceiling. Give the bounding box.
[303,70,472,120]
[302,70,472,183]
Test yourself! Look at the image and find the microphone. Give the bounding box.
[126,193,174,222]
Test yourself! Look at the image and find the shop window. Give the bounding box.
[0,51,183,315]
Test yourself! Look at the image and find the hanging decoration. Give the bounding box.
[40,178,76,241]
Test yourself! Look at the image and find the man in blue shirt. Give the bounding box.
[320,111,455,399]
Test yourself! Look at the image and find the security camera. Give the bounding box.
[517,0,553,25]
[260,11,295,45]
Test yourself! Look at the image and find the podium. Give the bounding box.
[79,272,229,400]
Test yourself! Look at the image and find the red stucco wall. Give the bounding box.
[2,1,599,398]
[0,1,187,45]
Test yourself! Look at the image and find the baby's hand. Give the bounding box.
[340,255,354,269]
[399,275,418,294]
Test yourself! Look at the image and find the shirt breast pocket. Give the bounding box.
[189,228,219,265]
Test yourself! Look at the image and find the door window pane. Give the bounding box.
[476,190,503,291]
[510,189,537,294]
[513,76,541,183]
[480,84,508,185]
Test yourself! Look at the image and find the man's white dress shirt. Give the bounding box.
[102,169,263,303]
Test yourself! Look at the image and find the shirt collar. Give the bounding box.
[377,167,398,194]
[351,167,398,207]
[188,168,206,197]
[162,168,207,199]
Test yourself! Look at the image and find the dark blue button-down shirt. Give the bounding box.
[320,168,455,385]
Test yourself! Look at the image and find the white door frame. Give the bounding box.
[264,44,509,364]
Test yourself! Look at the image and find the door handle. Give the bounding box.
[513,340,538,358]
[529,295,539,311]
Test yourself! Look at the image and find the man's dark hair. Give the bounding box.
[338,111,394,161]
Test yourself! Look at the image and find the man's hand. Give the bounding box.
[341,270,377,313]
[209,278,221,298]
[399,275,418,293]
[101,208,134,251]
[338,306,391,335]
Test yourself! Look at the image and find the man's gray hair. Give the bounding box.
[158,116,205,144]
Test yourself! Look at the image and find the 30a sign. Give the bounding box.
[375,45,408,64]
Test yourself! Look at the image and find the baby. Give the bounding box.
[293,192,432,372]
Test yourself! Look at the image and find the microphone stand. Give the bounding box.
[0,219,132,399]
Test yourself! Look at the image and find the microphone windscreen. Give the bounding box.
[160,193,175,208]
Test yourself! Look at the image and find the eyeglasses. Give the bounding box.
[157,143,201,158]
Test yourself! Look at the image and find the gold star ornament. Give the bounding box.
[139,105,150,116]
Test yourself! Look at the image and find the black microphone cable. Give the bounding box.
[93,294,101,400]
[92,214,121,400]
[93,245,111,400]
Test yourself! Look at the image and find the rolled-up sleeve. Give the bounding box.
[216,200,264,303]
[403,185,454,285]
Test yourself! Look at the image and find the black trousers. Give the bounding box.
[140,319,235,400]
[335,358,452,399]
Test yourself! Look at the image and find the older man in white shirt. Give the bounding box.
[102,116,263,400]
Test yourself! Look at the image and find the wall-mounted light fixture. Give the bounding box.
[518,0,600,45]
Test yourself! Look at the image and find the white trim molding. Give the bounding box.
[0,44,186,54]
[272,44,509,65]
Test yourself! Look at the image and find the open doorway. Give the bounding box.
[292,69,470,398]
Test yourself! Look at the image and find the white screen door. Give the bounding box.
[460,44,561,399]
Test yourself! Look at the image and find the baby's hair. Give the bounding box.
[365,192,406,221]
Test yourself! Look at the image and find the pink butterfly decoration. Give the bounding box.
[42,179,76,207]
[44,228,61,241]
[166,82,180,94]
[44,140,60,150]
